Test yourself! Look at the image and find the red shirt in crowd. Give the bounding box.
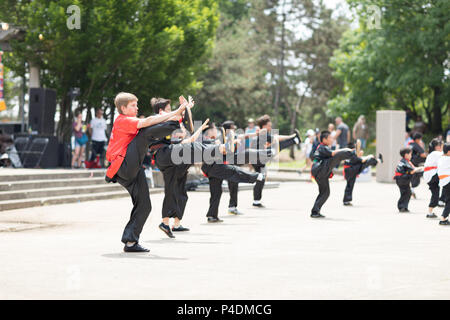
[106,114,140,178]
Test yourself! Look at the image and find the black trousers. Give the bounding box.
[311,150,353,214]
[343,177,356,203]
[202,163,259,218]
[159,164,191,219]
[252,164,265,201]
[90,140,105,163]
[442,183,450,219]
[428,174,440,208]
[115,121,180,244]
[228,180,238,208]
[396,180,412,210]
[207,177,223,218]
[411,172,422,188]
[343,158,378,203]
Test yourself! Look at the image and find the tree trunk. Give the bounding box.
[431,86,443,134]
[273,1,287,129]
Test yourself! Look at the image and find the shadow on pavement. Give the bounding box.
[102,253,188,261]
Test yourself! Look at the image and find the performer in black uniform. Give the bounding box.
[394,147,424,212]
[342,140,383,206]
[202,124,268,222]
[408,132,427,198]
[310,130,354,218]
[251,114,301,208]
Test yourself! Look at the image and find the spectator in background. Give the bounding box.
[327,123,337,150]
[405,128,413,147]
[88,108,108,167]
[446,125,450,143]
[71,111,88,169]
[335,117,350,149]
[245,118,258,149]
[353,115,369,149]
[303,129,315,171]
[413,115,427,134]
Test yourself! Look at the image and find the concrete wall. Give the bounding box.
[376,110,406,183]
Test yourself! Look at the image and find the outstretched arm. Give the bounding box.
[137,103,187,129]
[182,119,210,144]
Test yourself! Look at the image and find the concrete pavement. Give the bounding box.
[0,177,449,299]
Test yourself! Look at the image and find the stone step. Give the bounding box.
[195,182,280,192]
[0,188,164,212]
[0,184,125,201]
[0,169,106,182]
[0,177,107,192]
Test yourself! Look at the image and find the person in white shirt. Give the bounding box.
[88,108,108,167]
[423,139,443,218]
[437,143,450,225]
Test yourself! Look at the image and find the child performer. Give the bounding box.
[437,143,450,225]
[423,139,443,218]
[394,148,424,213]
[310,130,354,218]
[105,92,186,252]
[343,140,383,206]
[409,132,427,198]
[251,114,301,208]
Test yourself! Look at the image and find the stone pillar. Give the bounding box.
[29,62,40,88]
[376,110,406,183]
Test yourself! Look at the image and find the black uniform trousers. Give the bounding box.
[442,183,450,219]
[343,158,378,203]
[311,150,353,215]
[90,140,106,164]
[155,142,223,220]
[228,180,238,208]
[427,174,440,208]
[396,178,412,210]
[411,172,422,188]
[115,121,180,244]
[202,163,259,218]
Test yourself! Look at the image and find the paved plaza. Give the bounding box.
[0,177,449,300]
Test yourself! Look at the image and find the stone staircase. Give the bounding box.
[0,169,163,212]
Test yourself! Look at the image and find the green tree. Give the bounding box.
[0,0,218,141]
[329,0,449,134]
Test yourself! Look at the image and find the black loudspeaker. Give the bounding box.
[58,142,72,168]
[28,88,57,135]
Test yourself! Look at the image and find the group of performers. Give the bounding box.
[105,92,450,252]
[105,92,300,252]
[394,136,450,225]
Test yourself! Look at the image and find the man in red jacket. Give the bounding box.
[106,92,187,252]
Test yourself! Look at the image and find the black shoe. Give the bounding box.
[123,243,150,253]
[159,223,175,238]
[426,213,438,219]
[439,219,450,225]
[252,202,265,208]
[378,153,383,163]
[207,217,223,223]
[343,202,352,206]
[172,225,190,232]
[294,129,302,144]
[399,208,410,213]
[311,213,325,218]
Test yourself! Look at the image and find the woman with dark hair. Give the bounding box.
[423,138,443,218]
[71,111,88,168]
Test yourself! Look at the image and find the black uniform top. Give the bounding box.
[344,153,363,166]
[409,142,425,166]
[313,144,333,162]
[394,158,415,184]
